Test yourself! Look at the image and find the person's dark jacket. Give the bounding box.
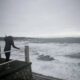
[4,36,19,51]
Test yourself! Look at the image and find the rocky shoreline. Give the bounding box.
[65,53,80,59]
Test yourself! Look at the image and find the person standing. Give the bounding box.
[4,36,20,61]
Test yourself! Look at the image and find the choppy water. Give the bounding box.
[0,41,80,80]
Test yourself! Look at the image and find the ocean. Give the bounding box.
[0,40,80,80]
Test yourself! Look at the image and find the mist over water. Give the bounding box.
[0,40,80,80]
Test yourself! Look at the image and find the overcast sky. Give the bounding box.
[0,0,80,37]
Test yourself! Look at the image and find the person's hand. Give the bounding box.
[18,48,20,49]
[16,47,20,49]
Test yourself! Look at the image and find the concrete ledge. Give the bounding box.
[0,58,32,80]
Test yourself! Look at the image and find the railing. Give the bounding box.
[0,46,1,58]
[0,45,30,66]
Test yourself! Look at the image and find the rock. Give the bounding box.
[37,55,55,61]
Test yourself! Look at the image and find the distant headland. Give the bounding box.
[0,37,80,43]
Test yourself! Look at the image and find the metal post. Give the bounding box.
[25,46,29,62]
[0,46,1,58]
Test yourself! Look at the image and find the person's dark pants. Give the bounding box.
[5,52,10,61]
